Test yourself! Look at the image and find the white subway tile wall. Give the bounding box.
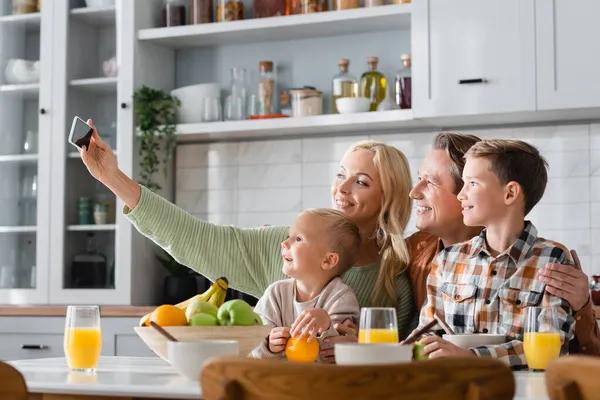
[175,123,600,277]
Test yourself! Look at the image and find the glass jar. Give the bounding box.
[254,0,288,18]
[291,89,323,117]
[394,53,412,109]
[162,0,186,27]
[189,0,213,24]
[217,0,244,22]
[394,0,410,3]
[333,0,359,10]
[12,0,37,14]
[365,0,387,6]
[290,0,327,14]
[331,59,358,114]
[360,57,386,111]
[258,61,276,116]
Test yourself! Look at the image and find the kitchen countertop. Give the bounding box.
[9,356,550,400]
[0,305,156,317]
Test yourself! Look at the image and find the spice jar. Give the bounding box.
[12,0,37,14]
[394,0,410,3]
[365,0,387,6]
[161,0,186,27]
[258,61,276,116]
[289,0,327,14]
[217,0,244,22]
[291,89,323,117]
[254,0,288,18]
[189,0,213,24]
[333,0,359,10]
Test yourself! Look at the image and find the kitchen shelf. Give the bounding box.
[67,224,116,232]
[0,83,39,99]
[70,6,116,27]
[69,77,118,94]
[0,154,38,163]
[175,110,423,142]
[0,12,41,32]
[138,4,412,48]
[0,226,37,233]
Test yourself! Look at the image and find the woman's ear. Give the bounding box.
[321,252,340,271]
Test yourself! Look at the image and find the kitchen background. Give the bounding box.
[174,123,600,280]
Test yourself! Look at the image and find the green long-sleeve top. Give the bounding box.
[124,186,416,339]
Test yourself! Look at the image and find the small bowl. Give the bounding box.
[442,334,506,350]
[336,97,371,114]
[334,343,413,366]
[168,340,239,381]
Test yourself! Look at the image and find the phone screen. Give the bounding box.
[69,117,93,150]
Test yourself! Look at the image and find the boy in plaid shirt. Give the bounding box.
[414,139,575,370]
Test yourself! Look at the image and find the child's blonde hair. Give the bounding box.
[302,208,361,275]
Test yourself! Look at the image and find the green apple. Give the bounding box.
[217,299,255,326]
[189,313,218,326]
[185,299,218,321]
[252,312,263,326]
[413,340,428,361]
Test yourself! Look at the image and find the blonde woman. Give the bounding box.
[80,119,415,361]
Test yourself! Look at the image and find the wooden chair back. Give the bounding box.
[545,355,600,400]
[0,361,28,400]
[200,356,515,400]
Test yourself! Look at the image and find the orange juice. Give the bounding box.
[64,327,102,370]
[358,328,399,343]
[523,332,561,370]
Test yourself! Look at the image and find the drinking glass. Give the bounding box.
[523,307,561,371]
[358,307,399,343]
[202,97,222,122]
[224,95,244,121]
[64,305,102,372]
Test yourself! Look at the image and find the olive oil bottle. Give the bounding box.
[331,59,358,114]
[360,57,386,111]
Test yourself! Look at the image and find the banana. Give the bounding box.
[139,277,229,326]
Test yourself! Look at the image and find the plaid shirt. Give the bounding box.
[417,221,575,370]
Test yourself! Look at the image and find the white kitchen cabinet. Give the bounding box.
[535,0,600,110]
[412,0,536,118]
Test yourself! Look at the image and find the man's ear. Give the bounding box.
[321,252,340,271]
[504,181,522,207]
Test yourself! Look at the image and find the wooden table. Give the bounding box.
[10,356,549,400]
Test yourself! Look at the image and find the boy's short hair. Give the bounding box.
[433,132,482,194]
[302,208,361,274]
[465,139,548,215]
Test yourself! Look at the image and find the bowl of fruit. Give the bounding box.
[135,277,270,363]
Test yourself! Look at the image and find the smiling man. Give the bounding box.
[405,132,599,357]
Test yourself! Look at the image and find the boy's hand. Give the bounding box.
[419,336,475,359]
[268,327,291,353]
[290,308,331,342]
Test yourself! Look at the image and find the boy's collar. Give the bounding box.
[469,221,538,266]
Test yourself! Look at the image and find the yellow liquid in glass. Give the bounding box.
[523,332,561,370]
[358,329,399,344]
[64,327,102,370]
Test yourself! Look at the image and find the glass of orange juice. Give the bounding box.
[523,306,561,371]
[64,305,102,372]
[358,307,398,344]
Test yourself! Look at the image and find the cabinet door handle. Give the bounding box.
[21,344,48,350]
[458,78,488,85]
[39,108,47,115]
[120,102,127,109]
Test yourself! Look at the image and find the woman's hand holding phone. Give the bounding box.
[79,119,119,185]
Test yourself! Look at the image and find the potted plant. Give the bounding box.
[156,250,201,305]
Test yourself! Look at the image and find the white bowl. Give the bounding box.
[168,340,239,381]
[336,97,371,114]
[85,0,116,7]
[442,334,506,350]
[171,83,221,124]
[334,343,413,366]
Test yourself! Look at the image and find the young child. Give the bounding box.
[251,208,361,362]
[415,139,575,370]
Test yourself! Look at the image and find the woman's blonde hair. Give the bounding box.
[345,140,413,307]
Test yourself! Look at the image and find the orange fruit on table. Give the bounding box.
[285,337,319,363]
[150,305,187,327]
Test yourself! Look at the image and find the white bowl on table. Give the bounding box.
[442,334,506,350]
[168,340,239,381]
[170,83,221,124]
[336,97,370,114]
[334,343,413,366]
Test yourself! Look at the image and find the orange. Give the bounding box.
[285,337,319,363]
[150,305,187,327]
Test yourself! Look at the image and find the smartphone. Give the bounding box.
[68,117,93,151]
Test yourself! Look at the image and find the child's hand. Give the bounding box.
[268,327,291,353]
[290,308,331,342]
